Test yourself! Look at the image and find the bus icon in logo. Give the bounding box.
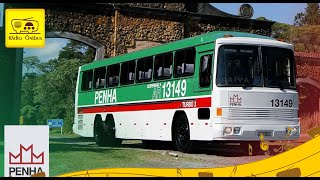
[11,17,39,34]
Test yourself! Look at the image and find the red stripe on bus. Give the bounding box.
[78,97,211,114]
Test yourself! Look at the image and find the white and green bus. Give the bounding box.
[73,31,300,153]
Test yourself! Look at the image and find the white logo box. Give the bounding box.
[5,125,49,177]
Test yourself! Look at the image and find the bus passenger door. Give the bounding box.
[193,50,214,92]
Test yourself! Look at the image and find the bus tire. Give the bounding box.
[173,113,193,153]
[94,116,108,147]
[104,119,122,147]
[94,116,122,147]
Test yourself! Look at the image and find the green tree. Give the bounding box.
[20,39,95,132]
[256,16,267,21]
[23,56,40,74]
[20,56,41,125]
[288,25,320,52]
[294,3,320,26]
[58,40,95,64]
[33,59,81,130]
[271,22,292,39]
[256,16,293,40]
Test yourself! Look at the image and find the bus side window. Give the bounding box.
[94,67,106,89]
[136,56,153,82]
[120,60,136,85]
[81,70,93,91]
[200,55,213,87]
[154,52,173,80]
[174,48,196,77]
[107,64,120,87]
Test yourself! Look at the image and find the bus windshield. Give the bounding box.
[216,45,296,89]
[262,47,296,89]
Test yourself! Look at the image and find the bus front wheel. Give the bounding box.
[173,114,193,153]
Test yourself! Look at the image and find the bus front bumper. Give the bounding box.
[191,122,300,141]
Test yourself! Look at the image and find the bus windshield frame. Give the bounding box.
[216,45,296,90]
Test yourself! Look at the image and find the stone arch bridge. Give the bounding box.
[14,3,274,59]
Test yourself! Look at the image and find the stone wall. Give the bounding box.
[187,21,271,37]
[115,12,184,55]
[297,62,320,82]
[127,41,163,53]
[296,58,320,117]
[44,5,273,58]
[120,3,186,11]
[45,9,115,58]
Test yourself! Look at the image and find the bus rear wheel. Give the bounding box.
[173,114,193,153]
[94,117,122,147]
[104,119,122,147]
[94,118,107,147]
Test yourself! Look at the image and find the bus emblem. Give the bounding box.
[230,94,242,106]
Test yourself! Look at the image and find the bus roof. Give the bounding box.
[81,31,275,71]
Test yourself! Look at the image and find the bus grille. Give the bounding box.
[229,108,294,119]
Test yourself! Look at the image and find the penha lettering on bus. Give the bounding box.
[94,89,117,104]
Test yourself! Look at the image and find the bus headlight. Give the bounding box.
[233,127,241,135]
[292,126,299,135]
[224,127,233,135]
[286,126,299,137]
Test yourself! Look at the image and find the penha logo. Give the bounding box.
[229,94,242,106]
[9,144,44,164]
[5,9,45,48]
[5,126,49,177]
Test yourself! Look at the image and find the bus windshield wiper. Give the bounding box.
[242,82,252,89]
[278,81,286,91]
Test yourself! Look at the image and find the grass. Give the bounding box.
[0,139,183,177]
[49,141,138,176]
[1,132,202,177]
[48,134,186,177]
[3,132,272,177]
[300,112,320,134]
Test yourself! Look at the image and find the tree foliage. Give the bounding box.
[20,39,95,132]
[291,4,320,52]
[287,25,320,52]
[271,22,292,39]
[256,16,267,21]
[294,3,320,26]
[23,56,40,74]
[256,16,293,40]
[257,4,320,52]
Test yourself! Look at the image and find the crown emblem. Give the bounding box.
[230,94,241,104]
[9,144,44,164]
